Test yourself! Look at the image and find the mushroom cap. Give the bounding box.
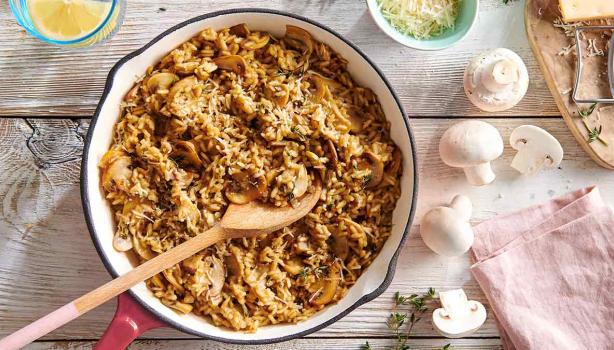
[510,125,564,167]
[420,206,474,257]
[432,289,487,338]
[439,120,504,168]
[464,48,529,112]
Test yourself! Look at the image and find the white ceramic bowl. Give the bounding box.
[81,9,418,344]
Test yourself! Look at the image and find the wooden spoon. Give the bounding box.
[0,180,322,350]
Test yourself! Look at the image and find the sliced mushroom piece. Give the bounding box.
[170,140,202,168]
[346,108,364,133]
[285,25,314,54]
[230,23,250,37]
[225,171,268,204]
[100,149,132,192]
[182,254,201,273]
[331,233,349,260]
[146,72,179,93]
[292,165,309,198]
[225,251,244,278]
[386,148,402,174]
[326,139,339,169]
[131,234,155,260]
[213,55,247,75]
[162,265,185,293]
[124,84,140,102]
[283,256,304,275]
[113,231,133,252]
[206,256,226,303]
[358,151,384,188]
[168,76,198,101]
[310,263,341,305]
[308,74,342,101]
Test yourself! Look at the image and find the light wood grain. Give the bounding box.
[1,117,612,344]
[24,338,503,350]
[0,0,559,117]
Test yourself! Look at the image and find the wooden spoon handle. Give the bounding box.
[0,225,226,350]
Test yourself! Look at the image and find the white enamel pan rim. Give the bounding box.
[81,8,418,344]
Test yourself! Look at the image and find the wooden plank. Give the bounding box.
[0,0,558,117]
[2,117,610,341]
[25,338,503,349]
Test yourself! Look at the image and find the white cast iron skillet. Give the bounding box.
[81,9,418,345]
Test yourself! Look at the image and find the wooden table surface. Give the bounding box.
[0,1,611,349]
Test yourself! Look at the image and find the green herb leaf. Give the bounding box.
[579,103,597,119]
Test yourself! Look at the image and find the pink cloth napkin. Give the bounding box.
[470,187,614,350]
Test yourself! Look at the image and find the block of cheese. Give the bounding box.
[559,0,614,22]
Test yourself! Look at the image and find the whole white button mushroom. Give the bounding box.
[509,125,564,175]
[464,48,529,112]
[420,195,474,257]
[439,121,504,186]
[432,289,487,338]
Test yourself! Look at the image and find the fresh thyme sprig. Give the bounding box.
[578,103,608,146]
[361,289,448,350]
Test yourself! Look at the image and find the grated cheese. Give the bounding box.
[377,0,459,40]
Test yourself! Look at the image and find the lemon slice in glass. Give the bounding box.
[27,0,112,41]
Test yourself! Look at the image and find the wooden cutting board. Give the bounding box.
[525,0,614,169]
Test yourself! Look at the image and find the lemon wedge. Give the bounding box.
[27,0,112,41]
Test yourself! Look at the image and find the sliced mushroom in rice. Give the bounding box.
[264,82,290,107]
[331,232,349,261]
[113,231,133,252]
[241,32,270,50]
[310,263,341,305]
[131,233,155,260]
[358,151,384,188]
[326,139,339,169]
[229,23,250,37]
[346,107,364,133]
[386,148,402,174]
[170,140,202,168]
[284,25,314,55]
[292,165,309,198]
[162,264,185,293]
[213,55,247,75]
[100,148,132,192]
[225,171,267,204]
[146,72,179,93]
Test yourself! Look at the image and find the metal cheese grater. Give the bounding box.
[573,26,614,103]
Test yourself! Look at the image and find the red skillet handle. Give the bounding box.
[95,292,167,350]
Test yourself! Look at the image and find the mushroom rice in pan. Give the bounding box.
[99,23,402,331]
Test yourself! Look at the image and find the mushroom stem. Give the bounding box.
[463,163,495,186]
[481,58,519,93]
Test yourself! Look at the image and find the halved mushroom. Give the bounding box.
[229,23,250,37]
[213,55,247,75]
[146,72,179,93]
[331,233,349,260]
[170,140,202,168]
[162,265,185,293]
[285,25,314,54]
[310,263,341,305]
[283,256,304,275]
[292,165,309,198]
[100,149,132,192]
[326,139,339,169]
[225,171,268,204]
[113,231,133,252]
[358,151,384,188]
